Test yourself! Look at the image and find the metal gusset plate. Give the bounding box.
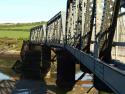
[30,25,46,43]
[96,0,121,62]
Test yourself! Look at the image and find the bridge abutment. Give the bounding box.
[56,49,75,91]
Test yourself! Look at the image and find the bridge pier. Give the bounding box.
[21,43,42,80]
[41,45,51,80]
[56,49,75,91]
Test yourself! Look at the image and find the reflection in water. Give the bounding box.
[0,72,10,80]
[12,79,47,94]
[0,65,94,94]
[81,84,93,88]
[75,71,92,81]
[12,89,30,94]
[75,71,93,87]
[0,67,19,80]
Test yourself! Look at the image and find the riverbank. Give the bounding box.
[0,49,20,68]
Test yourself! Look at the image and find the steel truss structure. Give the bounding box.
[29,0,125,93]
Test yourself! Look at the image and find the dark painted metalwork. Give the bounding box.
[94,0,121,92]
[46,11,66,44]
[65,45,125,94]
[96,0,121,63]
[82,0,96,53]
[27,0,125,93]
[30,25,46,44]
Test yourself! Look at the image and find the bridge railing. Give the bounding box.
[30,25,46,44]
[66,0,96,52]
[46,11,66,44]
[29,12,66,46]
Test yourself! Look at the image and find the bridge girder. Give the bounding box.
[28,0,125,94]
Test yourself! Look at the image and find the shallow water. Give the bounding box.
[0,72,10,80]
[0,67,93,89]
[75,71,92,81]
[0,66,94,94]
[0,52,96,93]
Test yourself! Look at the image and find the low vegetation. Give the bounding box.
[0,21,46,67]
[0,21,46,50]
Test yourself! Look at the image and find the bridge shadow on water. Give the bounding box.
[46,84,70,94]
[12,79,47,94]
[12,79,71,94]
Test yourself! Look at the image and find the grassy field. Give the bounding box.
[0,31,29,39]
[0,21,46,51]
[0,21,46,68]
[0,21,46,39]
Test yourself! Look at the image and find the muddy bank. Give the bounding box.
[0,49,20,59]
[0,49,20,68]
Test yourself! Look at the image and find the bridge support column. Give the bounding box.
[94,76,113,94]
[56,49,75,91]
[41,45,51,79]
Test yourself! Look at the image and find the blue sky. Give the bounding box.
[0,0,67,23]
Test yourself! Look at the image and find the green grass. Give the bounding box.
[0,22,47,68]
[0,31,29,39]
[0,21,46,39]
[0,21,46,51]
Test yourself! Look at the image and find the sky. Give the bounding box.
[0,0,67,23]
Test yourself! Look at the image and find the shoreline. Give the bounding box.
[0,50,20,59]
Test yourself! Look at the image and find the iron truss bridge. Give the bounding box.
[28,0,125,94]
